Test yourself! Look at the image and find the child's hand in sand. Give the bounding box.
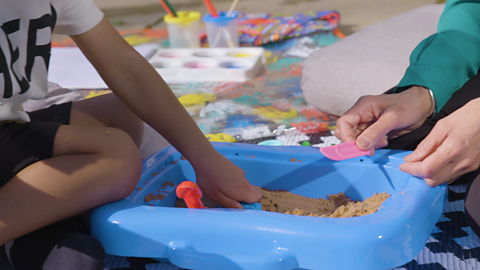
[193,152,262,209]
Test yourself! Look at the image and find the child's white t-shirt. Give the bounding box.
[0,0,103,122]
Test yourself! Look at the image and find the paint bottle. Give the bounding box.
[164,11,201,48]
[203,11,239,48]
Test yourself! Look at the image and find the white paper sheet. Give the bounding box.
[48,43,159,89]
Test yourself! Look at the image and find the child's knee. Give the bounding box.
[101,128,142,198]
[105,94,145,146]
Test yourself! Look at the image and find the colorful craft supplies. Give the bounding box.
[237,11,341,45]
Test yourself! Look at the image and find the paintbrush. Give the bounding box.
[203,0,218,17]
[159,0,177,17]
[227,0,239,16]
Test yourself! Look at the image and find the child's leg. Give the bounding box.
[0,122,142,245]
[69,93,144,147]
[3,94,145,268]
[5,216,104,270]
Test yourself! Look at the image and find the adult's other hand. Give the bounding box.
[401,98,480,187]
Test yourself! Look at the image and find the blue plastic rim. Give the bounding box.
[258,139,285,146]
[90,142,447,270]
[203,11,239,26]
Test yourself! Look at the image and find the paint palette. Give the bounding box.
[90,143,447,270]
[148,47,265,83]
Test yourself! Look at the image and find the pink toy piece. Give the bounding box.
[320,141,370,161]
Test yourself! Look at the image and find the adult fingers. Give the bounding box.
[356,111,401,150]
[404,120,449,163]
[335,113,361,143]
[400,137,457,179]
[422,157,478,187]
[374,136,388,149]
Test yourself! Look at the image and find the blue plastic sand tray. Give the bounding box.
[90,142,447,270]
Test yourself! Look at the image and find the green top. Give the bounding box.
[394,0,480,112]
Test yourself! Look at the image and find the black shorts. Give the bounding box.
[0,102,72,188]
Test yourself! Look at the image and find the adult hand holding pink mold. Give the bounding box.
[334,87,441,175]
[335,86,434,150]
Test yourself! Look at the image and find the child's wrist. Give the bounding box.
[186,146,222,169]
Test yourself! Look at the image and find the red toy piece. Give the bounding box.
[176,181,205,209]
[290,121,329,133]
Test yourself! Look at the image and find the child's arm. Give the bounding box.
[70,17,262,208]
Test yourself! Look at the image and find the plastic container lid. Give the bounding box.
[203,11,239,23]
[164,11,201,25]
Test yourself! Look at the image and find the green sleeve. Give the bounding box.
[394,0,480,112]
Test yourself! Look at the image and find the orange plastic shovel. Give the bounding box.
[176,181,205,209]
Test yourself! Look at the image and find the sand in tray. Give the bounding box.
[258,187,390,218]
[176,186,390,218]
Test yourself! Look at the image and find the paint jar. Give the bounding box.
[164,11,201,48]
[203,11,239,48]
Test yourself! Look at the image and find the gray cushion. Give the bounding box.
[301,4,445,116]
